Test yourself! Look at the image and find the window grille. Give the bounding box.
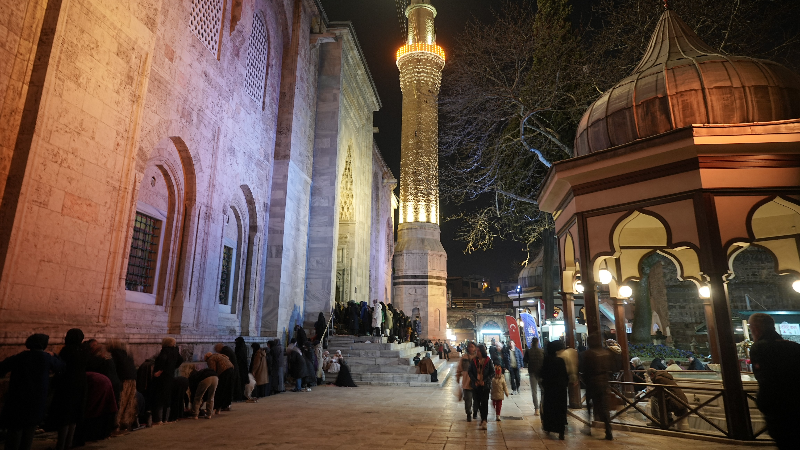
[125,212,160,293]
[189,0,223,57]
[219,245,233,305]
[244,13,268,103]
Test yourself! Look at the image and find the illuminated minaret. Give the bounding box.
[393,0,447,340]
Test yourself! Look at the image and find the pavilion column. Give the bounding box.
[562,292,576,349]
[562,292,581,408]
[613,297,632,388]
[702,298,721,364]
[694,193,752,440]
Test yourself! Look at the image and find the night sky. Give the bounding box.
[320,0,536,284]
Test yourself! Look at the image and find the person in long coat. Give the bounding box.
[269,340,286,394]
[314,313,327,348]
[334,359,358,387]
[234,337,250,399]
[249,343,269,398]
[0,334,64,450]
[468,344,494,429]
[541,340,569,440]
[215,343,242,402]
[151,337,184,424]
[582,334,614,440]
[47,328,88,450]
[371,300,383,336]
[107,339,138,434]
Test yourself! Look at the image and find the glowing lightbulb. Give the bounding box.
[618,285,632,298]
[574,282,584,294]
[793,279,800,293]
[598,269,613,285]
[699,286,711,299]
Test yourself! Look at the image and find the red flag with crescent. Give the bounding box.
[505,315,522,349]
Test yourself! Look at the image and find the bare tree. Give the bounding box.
[440,0,800,255]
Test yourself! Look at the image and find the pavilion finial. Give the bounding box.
[664,0,670,10]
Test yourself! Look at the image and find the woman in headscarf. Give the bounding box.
[468,343,494,430]
[249,343,269,398]
[630,357,647,390]
[150,337,183,424]
[47,328,88,450]
[234,337,250,399]
[334,358,358,387]
[541,340,569,440]
[0,334,64,450]
[107,339,137,435]
[314,313,327,348]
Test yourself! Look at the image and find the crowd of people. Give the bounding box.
[452,311,797,449]
[331,300,420,342]
[0,317,359,450]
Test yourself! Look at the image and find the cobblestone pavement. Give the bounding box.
[30,363,774,449]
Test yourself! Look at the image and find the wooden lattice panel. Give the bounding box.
[189,0,223,57]
[245,13,268,103]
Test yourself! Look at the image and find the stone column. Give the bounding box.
[562,292,581,408]
[703,298,721,364]
[613,297,633,388]
[303,37,344,327]
[694,193,752,440]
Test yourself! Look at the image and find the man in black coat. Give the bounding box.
[0,334,64,450]
[581,334,614,440]
[269,340,286,394]
[749,313,800,449]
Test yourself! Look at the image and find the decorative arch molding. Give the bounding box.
[127,137,197,315]
[726,196,800,277]
[593,209,704,294]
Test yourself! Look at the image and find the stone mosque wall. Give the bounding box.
[0,0,395,361]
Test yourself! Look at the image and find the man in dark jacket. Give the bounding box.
[502,340,523,395]
[0,334,64,450]
[523,337,544,414]
[749,313,800,449]
[581,334,614,440]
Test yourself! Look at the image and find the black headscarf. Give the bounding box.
[65,328,84,346]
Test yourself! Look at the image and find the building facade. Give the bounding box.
[0,0,395,361]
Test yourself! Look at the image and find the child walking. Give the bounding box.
[491,365,509,421]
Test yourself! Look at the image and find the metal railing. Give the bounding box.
[570,376,773,442]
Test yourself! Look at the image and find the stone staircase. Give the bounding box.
[326,335,453,387]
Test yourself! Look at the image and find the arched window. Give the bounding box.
[219,206,243,314]
[125,138,193,306]
[455,318,474,329]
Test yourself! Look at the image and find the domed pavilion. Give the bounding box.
[538,6,800,442]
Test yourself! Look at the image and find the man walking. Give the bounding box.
[748,313,800,449]
[503,340,523,395]
[523,337,544,415]
[581,333,614,440]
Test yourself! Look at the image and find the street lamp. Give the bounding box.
[699,285,711,299]
[618,285,632,299]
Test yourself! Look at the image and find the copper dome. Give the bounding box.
[574,9,800,156]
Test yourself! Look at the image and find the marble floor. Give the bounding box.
[30,363,774,449]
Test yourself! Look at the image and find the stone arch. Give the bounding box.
[239,184,260,335]
[455,318,474,329]
[126,137,196,310]
[217,194,248,317]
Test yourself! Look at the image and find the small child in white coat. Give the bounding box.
[490,365,509,421]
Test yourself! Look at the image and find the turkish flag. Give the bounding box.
[505,315,522,349]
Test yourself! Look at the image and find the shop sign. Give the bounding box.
[779,322,800,335]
